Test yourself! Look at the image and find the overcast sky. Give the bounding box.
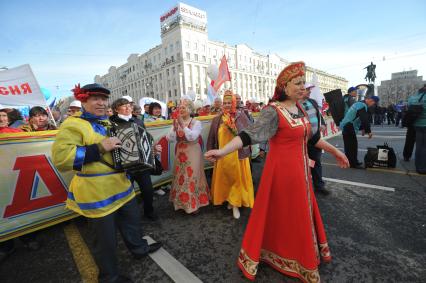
[1,0,425,99]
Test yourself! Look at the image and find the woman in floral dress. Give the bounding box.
[167,99,209,213]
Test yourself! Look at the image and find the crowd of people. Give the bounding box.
[338,84,426,172]
[1,62,425,282]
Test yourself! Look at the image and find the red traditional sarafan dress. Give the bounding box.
[237,102,331,283]
[167,118,210,213]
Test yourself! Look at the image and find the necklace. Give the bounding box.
[177,118,192,138]
[280,103,303,119]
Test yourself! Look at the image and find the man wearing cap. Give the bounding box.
[343,87,358,115]
[249,98,261,113]
[21,106,57,132]
[52,83,161,283]
[301,83,328,194]
[340,96,379,168]
[67,100,82,117]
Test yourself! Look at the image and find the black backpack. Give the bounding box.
[364,143,396,168]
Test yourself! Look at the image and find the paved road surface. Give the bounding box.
[1,125,425,283]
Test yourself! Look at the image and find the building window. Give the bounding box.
[177,52,181,59]
[185,40,190,48]
[186,52,190,60]
[174,89,177,97]
[170,43,173,52]
[202,56,206,62]
[166,69,170,76]
[176,40,180,47]
[172,67,176,74]
[202,44,206,52]
[194,54,198,61]
[194,42,198,50]
[165,47,168,54]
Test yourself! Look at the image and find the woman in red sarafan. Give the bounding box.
[205,62,349,282]
[167,98,210,214]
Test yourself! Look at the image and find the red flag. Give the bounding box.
[213,55,231,91]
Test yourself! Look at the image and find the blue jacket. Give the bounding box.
[408,91,426,127]
[339,101,371,133]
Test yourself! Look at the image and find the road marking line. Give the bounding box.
[322,162,425,177]
[356,135,405,138]
[63,223,99,283]
[367,167,425,176]
[144,236,203,283]
[336,148,368,152]
[370,130,405,133]
[323,177,395,192]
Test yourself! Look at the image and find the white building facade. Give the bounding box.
[378,70,425,106]
[95,3,348,104]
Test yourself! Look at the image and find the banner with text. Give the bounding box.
[0,64,47,107]
[0,116,339,241]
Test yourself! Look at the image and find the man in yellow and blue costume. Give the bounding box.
[52,83,161,283]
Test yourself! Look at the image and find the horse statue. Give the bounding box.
[364,62,376,83]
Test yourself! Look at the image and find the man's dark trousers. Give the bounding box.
[130,170,154,216]
[415,127,426,174]
[308,145,325,190]
[342,123,359,166]
[403,125,416,160]
[88,197,149,283]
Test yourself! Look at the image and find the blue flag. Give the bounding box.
[48,97,56,109]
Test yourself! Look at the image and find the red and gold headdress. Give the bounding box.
[273,61,305,100]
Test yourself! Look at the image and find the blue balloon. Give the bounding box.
[17,106,30,119]
[41,87,51,101]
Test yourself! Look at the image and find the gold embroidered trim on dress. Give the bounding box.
[272,102,304,128]
[260,249,320,283]
[238,249,259,276]
[319,243,331,258]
